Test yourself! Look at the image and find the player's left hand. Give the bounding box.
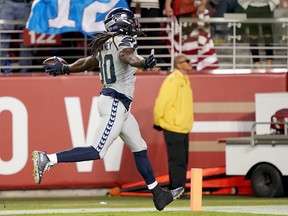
[143,49,157,69]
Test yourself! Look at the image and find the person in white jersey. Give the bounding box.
[32,7,184,211]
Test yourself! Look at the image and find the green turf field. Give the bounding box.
[1,195,288,215]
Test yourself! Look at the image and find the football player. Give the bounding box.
[32,7,184,211]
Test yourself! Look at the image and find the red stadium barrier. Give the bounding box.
[0,72,287,190]
[115,167,252,196]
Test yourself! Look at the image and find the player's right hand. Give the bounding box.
[144,49,157,69]
[43,57,70,76]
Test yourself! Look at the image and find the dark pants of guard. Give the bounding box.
[163,129,189,190]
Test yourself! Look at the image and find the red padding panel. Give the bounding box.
[0,72,287,189]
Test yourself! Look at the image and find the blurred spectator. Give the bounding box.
[165,0,207,17]
[129,0,164,20]
[208,0,239,44]
[0,0,33,73]
[165,0,219,71]
[238,0,280,69]
[128,0,169,71]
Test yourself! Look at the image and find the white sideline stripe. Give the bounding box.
[205,205,288,215]
[0,207,187,215]
[1,206,288,215]
[191,121,254,133]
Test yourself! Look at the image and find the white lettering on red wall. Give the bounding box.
[64,97,124,172]
[0,97,28,175]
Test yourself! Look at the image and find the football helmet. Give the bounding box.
[104,7,141,35]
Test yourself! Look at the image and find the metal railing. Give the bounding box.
[250,121,288,146]
[186,16,288,71]
[0,17,288,73]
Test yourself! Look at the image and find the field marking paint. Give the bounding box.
[0,207,188,215]
[1,206,288,215]
[204,205,288,215]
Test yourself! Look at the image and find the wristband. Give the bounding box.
[140,59,147,69]
[62,65,70,75]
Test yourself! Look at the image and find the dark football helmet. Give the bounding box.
[104,7,141,35]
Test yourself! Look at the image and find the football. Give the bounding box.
[43,56,68,65]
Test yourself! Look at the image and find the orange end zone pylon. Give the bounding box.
[190,168,203,211]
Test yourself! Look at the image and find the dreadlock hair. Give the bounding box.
[89,31,116,57]
[89,29,146,57]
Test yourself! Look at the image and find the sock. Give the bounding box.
[47,153,58,165]
[147,181,158,190]
[133,150,156,185]
[56,146,100,163]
